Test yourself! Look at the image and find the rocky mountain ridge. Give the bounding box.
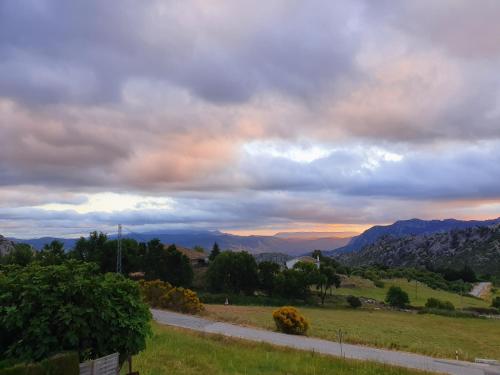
[340,224,500,277]
[329,217,500,254]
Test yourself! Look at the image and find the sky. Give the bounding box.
[1,0,500,238]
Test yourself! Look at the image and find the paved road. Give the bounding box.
[470,282,492,298]
[152,309,500,375]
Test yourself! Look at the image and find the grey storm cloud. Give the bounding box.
[0,0,362,105]
[1,0,500,236]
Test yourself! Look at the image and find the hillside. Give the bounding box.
[341,224,500,277]
[329,217,500,254]
[0,235,15,256]
[9,230,350,256]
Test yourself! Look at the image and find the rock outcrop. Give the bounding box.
[0,235,15,256]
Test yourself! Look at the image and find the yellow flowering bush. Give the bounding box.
[139,279,204,314]
[272,306,309,335]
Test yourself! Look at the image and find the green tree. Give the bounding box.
[143,241,193,287]
[385,286,410,308]
[209,242,221,261]
[207,251,258,294]
[0,261,151,362]
[163,244,193,287]
[492,296,500,309]
[316,265,341,304]
[37,240,65,265]
[273,262,319,300]
[100,238,143,274]
[258,261,280,295]
[0,243,34,266]
[71,231,107,263]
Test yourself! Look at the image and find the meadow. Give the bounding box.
[335,277,490,308]
[124,322,434,375]
[205,304,500,361]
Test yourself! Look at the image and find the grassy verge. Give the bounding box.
[205,304,500,361]
[335,277,488,308]
[125,322,434,375]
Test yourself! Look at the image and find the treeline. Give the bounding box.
[206,250,343,304]
[0,232,193,287]
[350,265,475,293]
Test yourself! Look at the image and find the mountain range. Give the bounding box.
[327,217,500,255]
[340,223,500,277]
[8,230,351,257]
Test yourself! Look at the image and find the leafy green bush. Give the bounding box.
[272,306,309,335]
[425,298,455,311]
[139,279,204,314]
[0,262,151,362]
[492,296,500,309]
[385,286,410,308]
[346,295,362,308]
[0,352,79,375]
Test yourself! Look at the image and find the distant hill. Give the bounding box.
[340,224,500,277]
[274,231,358,239]
[327,218,500,255]
[9,230,351,257]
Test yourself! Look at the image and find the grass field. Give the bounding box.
[205,304,500,361]
[124,322,434,375]
[335,277,489,308]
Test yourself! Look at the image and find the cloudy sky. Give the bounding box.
[1,0,500,238]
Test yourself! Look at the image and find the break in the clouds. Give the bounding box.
[1,0,500,237]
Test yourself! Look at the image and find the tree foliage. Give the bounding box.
[258,261,281,295]
[209,242,221,262]
[207,251,258,294]
[0,261,151,362]
[0,244,33,266]
[492,296,500,309]
[37,240,65,266]
[316,265,341,305]
[273,262,318,300]
[385,286,410,308]
[143,242,193,287]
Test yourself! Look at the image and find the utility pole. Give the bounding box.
[117,224,122,274]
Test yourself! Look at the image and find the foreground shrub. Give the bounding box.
[0,352,79,375]
[0,262,151,362]
[139,279,204,314]
[346,295,362,308]
[385,286,410,308]
[272,306,309,335]
[492,296,500,309]
[425,298,455,311]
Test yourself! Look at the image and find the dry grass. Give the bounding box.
[205,304,500,361]
[124,322,436,375]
